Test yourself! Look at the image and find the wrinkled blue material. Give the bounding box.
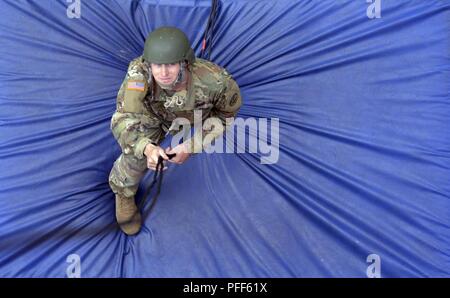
[0,0,449,277]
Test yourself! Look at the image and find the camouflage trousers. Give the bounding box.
[109,153,148,198]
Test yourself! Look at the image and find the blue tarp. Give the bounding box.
[0,0,449,277]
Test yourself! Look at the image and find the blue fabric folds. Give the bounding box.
[0,0,449,277]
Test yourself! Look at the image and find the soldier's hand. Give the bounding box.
[165,143,190,165]
[144,143,169,171]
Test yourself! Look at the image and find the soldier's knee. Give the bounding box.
[117,153,147,170]
[108,153,147,197]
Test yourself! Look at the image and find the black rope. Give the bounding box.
[200,0,220,60]
[139,153,176,215]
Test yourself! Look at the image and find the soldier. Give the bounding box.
[109,27,242,235]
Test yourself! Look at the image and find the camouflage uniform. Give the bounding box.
[109,56,242,198]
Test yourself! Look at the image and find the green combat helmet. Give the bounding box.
[143,27,195,64]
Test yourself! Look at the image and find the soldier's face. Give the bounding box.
[151,63,180,86]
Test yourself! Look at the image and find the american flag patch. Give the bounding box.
[127,81,145,92]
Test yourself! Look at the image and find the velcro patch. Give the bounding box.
[127,81,145,92]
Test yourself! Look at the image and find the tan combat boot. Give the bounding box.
[115,194,142,235]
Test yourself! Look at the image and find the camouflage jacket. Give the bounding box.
[111,56,242,158]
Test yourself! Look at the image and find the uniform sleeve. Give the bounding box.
[185,72,242,154]
[110,59,164,159]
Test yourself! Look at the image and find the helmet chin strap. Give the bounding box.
[157,62,186,90]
